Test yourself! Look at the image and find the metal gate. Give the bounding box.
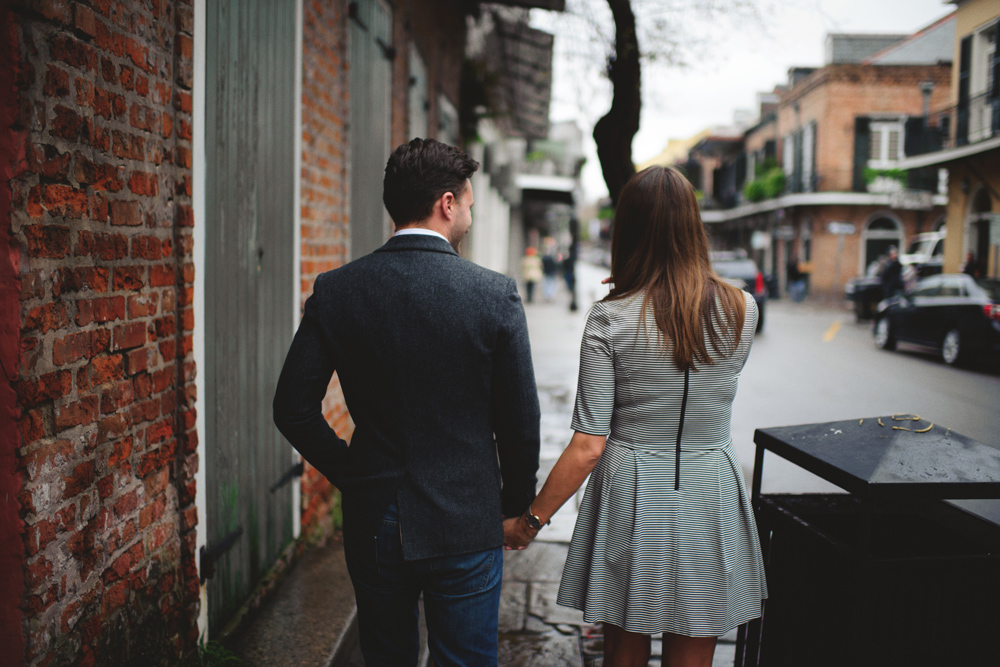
[203,0,298,633]
[349,0,393,259]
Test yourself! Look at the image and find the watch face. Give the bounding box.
[525,514,542,530]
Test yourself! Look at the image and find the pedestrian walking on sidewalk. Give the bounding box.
[505,165,767,667]
[274,138,541,667]
[520,246,543,303]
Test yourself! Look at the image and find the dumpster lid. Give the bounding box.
[754,418,1000,499]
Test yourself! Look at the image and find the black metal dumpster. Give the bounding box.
[735,417,1000,667]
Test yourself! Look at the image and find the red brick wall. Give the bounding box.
[6,1,199,664]
[299,0,352,537]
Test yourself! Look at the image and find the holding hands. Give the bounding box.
[503,514,539,550]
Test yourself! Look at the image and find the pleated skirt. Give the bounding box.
[556,440,768,637]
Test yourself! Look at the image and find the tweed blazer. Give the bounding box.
[273,233,540,560]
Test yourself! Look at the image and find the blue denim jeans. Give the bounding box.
[345,500,503,667]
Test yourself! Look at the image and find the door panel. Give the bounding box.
[349,0,393,259]
[204,0,297,633]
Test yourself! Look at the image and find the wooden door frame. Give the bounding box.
[191,0,303,640]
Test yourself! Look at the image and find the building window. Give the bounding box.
[868,121,904,167]
[861,215,904,275]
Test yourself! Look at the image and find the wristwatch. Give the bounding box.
[522,504,549,531]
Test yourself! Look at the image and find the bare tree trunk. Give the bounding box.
[594,0,641,205]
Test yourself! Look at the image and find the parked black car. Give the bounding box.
[710,251,767,332]
[873,274,1000,366]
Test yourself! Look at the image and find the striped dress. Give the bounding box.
[556,290,767,637]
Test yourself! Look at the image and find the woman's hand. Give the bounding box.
[503,515,537,550]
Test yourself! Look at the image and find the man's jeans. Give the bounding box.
[345,501,503,667]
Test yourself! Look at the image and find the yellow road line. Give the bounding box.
[823,320,842,342]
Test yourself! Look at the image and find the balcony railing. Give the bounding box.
[907,91,1000,156]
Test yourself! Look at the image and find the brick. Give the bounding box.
[42,184,88,218]
[130,235,164,261]
[74,153,124,191]
[151,316,175,340]
[74,3,96,37]
[75,230,128,260]
[38,0,72,24]
[56,396,99,433]
[143,469,168,502]
[26,142,71,180]
[111,130,144,160]
[74,77,94,107]
[129,103,157,133]
[108,435,132,467]
[89,354,124,385]
[52,329,109,365]
[112,266,145,290]
[101,579,128,617]
[174,146,191,169]
[161,113,173,139]
[53,266,110,295]
[133,371,152,399]
[23,224,71,258]
[180,308,194,333]
[175,204,193,227]
[51,104,88,141]
[125,348,153,375]
[181,506,198,532]
[96,474,114,499]
[131,397,160,424]
[112,490,140,522]
[18,408,48,446]
[112,322,146,351]
[146,417,173,446]
[125,37,152,73]
[149,264,174,287]
[152,365,174,393]
[110,200,141,226]
[50,33,95,72]
[135,74,148,98]
[21,439,75,479]
[43,64,70,98]
[126,294,159,320]
[100,56,117,83]
[127,171,158,196]
[138,439,175,477]
[120,65,133,90]
[23,301,69,333]
[14,370,72,406]
[94,19,124,57]
[75,296,125,326]
[97,414,129,445]
[90,192,109,221]
[25,185,43,218]
[178,118,192,141]
[100,379,134,414]
[174,91,191,113]
[61,459,95,497]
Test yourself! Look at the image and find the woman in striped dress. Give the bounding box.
[504,166,767,667]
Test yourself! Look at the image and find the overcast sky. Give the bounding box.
[531,0,957,203]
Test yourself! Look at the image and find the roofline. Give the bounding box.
[862,11,957,64]
[700,191,947,223]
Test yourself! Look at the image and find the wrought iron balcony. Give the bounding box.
[906,91,1000,157]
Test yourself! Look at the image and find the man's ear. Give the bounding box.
[440,191,456,220]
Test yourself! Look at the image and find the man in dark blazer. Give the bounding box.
[273,139,540,666]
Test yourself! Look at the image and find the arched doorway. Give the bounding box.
[965,187,992,271]
[861,214,904,275]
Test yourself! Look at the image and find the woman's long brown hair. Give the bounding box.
[606,166,746,371]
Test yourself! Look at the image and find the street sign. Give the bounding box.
[775,226,796,240]
[827,221,856,235]
[889,189,934,210]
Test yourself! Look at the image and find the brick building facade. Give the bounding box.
[2,1,555,664]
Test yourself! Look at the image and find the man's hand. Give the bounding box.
[503,516,537,551]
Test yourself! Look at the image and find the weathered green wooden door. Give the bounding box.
[203,0,297,633]
[349,0,393,258]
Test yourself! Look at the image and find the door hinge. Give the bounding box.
[200,527,244,583]
[270,461,305,494]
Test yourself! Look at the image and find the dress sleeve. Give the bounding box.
[570,302,615,435]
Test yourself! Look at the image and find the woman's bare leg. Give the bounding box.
[662,632,717,667]
[602,623,651,667]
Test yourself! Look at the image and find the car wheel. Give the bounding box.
[874,317,896,350]
[941,329,964,366]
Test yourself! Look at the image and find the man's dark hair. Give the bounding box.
[383,138,480,226]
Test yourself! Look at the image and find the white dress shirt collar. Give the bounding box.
[394,227,449,244]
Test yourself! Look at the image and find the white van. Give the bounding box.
[901,231,945,277]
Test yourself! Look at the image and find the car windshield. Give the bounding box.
[976,279,1000,301]
[906,239,935,256]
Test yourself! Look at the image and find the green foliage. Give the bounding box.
[863,167,907,185]
[753,157,779,179]
[198,636,241,667]
[597,206,615,220]
[742,167,786,202]
[525,150,547,162]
